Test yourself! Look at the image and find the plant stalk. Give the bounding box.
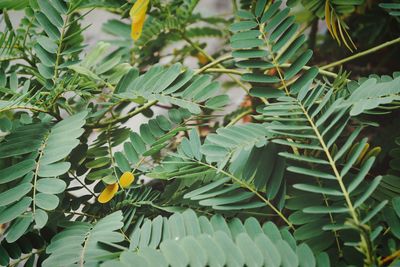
[320,37,400,70]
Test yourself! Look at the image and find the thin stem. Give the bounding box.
[301,106,359,224]
[231,0,238,13]
[9,249,45,267]
[203,68,243,75]
[195,160,294,229]
[53,14,70,81]
[320,37,400,70]
[316,177,343,256]
[86,100,158,129]
[195,55,233,74]
[182,34,250,94]
[279,64,350,81]
[380,249,400,266]
[227,108,252,126]
[0,105,49,114]
[32,135,49,215]
[80,232,90,267]
[106,125,122,190]
[70,172,96,198]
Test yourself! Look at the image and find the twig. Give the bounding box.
[182,34,250,94]
[203,68,243,75]
[86,100,158,129]
[227,108,252,126]
[195,54,233,74]
[320,37,400,70]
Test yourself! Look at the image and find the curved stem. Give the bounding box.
[320,37,400,70]
[279,64,350,81]
[227,108,252,126]
[195,55,233,74]
[182,34,250,94]
[86,100,157,129]
[0,105,49,114]
[380,249,400,266]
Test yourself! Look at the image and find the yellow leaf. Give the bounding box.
[196,52,209,65]
[130,0,149,41]
[355,143,370,166]
[361,146,381,166]
[98,183,119,203]
[325,0,333,36]
[120,171,135,188]
[331,14,340,46]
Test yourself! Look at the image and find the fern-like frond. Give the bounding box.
[116,63,229,114]
[0,111,87,240]
[68,42,130,88]
[32,0,86,83]
[261,82,385,262]
[42,211,124,266]
[230,0,318,99]
[343,73,400,116]
[115,108,190,173]
[149,128,291,227]
[82,108,190,187]
[104,209,322,267]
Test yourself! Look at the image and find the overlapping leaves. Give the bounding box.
[116,63,229,114]
[104,209,323,267]
[0,111,87,242]
[230,0,318,99]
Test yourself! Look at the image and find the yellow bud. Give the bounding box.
[196,52,209,65]
[120,172,135,188]
[98,183,119,203]
[130,0,149,41]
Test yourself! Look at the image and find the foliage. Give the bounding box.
[1,0,400,266]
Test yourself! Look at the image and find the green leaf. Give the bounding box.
[34,209,49,229]
[36,178,66,194]
[34,43,56,67]
[160,240,189,267]
[293,184,342,196]
[0,160,35,184]
[354,176,382,208]
[38,162,71,177]
[236,233,264,266]
[35,193,59,210]
[0,183,32,207]
[37,0,63,28]
[35,12,61,40]
[296,243,316,267]
[0,197,32,224]
[229,21,258,32]
[6,216,32,243]
[37,36,58,53]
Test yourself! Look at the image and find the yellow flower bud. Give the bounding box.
[120,172,135,189]
[98,183,119,203]
[130,0,149,41]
